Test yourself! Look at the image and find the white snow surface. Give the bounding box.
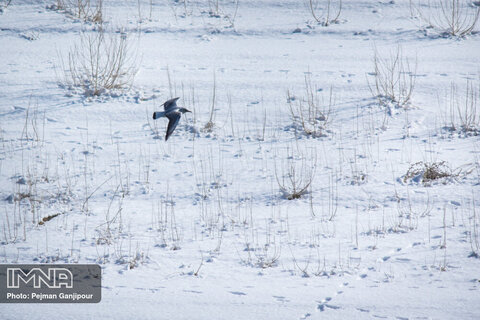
[1,0,480,319]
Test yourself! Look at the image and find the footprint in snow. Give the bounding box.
[317,282,350,312]
[318,303,340,311]
[273,295,289,302]
[184,290,202,294]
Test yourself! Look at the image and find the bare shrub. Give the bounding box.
[237,216,283,269]
[207,0,239,28]
[254,243,281,269]
[306,0,342,26]
[49,0,104,24]
[445,81,479,136]
[309,173,338,221]
[395,187,433,221]
[275,146,317,200]
[288,75,333,138]
[128,249,147,269]
[134,0,156,23]
[368,46,417,113]
[403,161,456,185]
[60,28,138,96]
[169,0,193,20]
[410,0,480,37]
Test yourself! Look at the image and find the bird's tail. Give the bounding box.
[153,111,165,120]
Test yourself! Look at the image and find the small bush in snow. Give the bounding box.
[206,0,239,29]
[410,0,480,37]
[275,146,316,200]
[306,0,342,26]
[60,28,138,96]
[287,75,333,138]
[445,81,479,136]
[368,46,416,113]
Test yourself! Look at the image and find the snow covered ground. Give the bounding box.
[1,0,480,318]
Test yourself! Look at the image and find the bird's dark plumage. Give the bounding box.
[165,111,181,141]
[152,97,191,141]
[163,97,180,111]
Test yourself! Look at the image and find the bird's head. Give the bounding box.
[179,108,192,114]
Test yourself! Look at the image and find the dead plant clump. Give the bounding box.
[38,213,62,225]
[48,0,103,24]
[403,161,455,185]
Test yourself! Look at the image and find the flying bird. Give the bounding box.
[153,97,191,141]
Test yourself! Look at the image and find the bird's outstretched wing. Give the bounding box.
[164,97,180,111]
[165,111,181,141]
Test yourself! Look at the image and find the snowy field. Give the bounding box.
[1,0,480,318]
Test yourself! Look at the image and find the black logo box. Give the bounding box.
[0,264,101,303]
